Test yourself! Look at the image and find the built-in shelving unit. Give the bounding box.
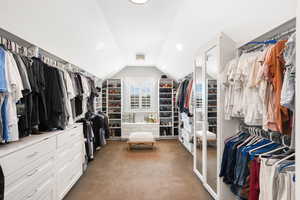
[173,86,179,136]
[159,79,178,138]
[101,81,107,114]
[102,79,122,138]
[207,79,217,134]
[95,87,102,112]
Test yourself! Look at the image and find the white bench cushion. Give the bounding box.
[196,131,216,141]
[129,132,155,142]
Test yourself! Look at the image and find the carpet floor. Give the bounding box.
[64,140,213,200]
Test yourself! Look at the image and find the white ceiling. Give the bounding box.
[97,0,184,67]
[0,0,297,79]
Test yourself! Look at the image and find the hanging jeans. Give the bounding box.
[0,93,9,142]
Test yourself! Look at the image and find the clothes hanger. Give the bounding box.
[268,153,295,166]
[269,136,295,158]
[278,162,295,173]
[246,128,261,146]
[248,132,274,154]
[237,127,255,148]
[251,128,264,144]
[258,135,288,158]
[258,146,288,159]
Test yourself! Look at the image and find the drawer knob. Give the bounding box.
[26,152,38,159]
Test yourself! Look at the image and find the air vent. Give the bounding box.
[136,54,145,61]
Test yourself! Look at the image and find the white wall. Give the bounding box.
[111,66,167,113]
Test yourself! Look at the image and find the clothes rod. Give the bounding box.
[238,18,296,52]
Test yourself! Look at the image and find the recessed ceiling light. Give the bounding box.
[176,43,183,51]
[129,0,150,5]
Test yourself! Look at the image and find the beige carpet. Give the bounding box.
[64,140,213,200]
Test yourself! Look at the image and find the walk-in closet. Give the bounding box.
[0,1,298,200]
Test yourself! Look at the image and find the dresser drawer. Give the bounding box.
[57,153,82,200]
[5,151,55,189]
[56,140,83,169]
[1,136,56,176]
[57,125,83,148]
[33,177,55,200]
[5,157,55,200]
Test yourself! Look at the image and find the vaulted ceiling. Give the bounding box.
[0,0,297,79]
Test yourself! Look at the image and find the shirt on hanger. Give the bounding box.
[263,40,289,134]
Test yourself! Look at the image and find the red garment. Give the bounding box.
[248,158,261,200]
[184,80,193,111]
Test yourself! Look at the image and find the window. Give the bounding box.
[130,87,140,110]
[196,83,203,109]
[141,87,151,109]
[129,80,152,111]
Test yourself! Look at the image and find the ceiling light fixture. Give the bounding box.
[129,0,150,5]
[176,43,183,51]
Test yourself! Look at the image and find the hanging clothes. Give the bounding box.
[221,58,238,120]
[220,128,295,200]
[87,77,98,113]
[223,35,295,135]
[0,47,8,142]
[263,40,290,134]
[176,78,193,115]
[12,54,32,138]
[29,57,47,131]
[61,69,75,125]
[0,41,97,142]
[5,51,24,142]
[39,66,67,130]
[82,120,95,161]
[281,33,296,111]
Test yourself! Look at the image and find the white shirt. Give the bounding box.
[222,58,238,120]
[5,51,24,141]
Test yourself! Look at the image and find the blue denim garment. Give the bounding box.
[1,95,9,142]
[219,132,249,178]
[0,47,7,92]
[223,134,250,184]
[234,139,271,186]
[249,143,280,160]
